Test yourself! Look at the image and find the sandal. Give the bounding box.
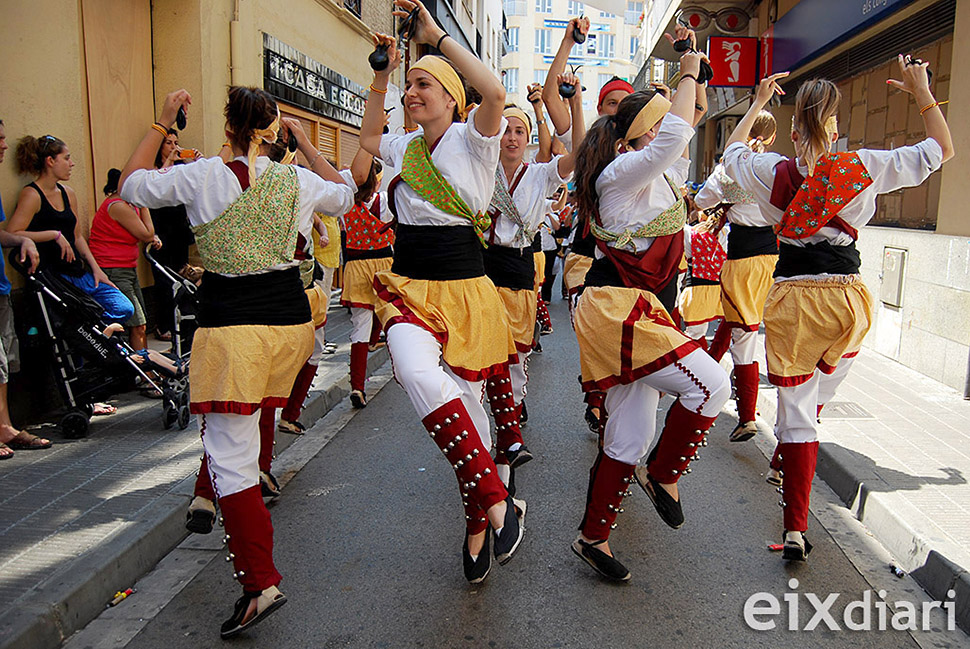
[0,443,13,460]
[154,330,173,342]
[220,586,288,639]
[7,431,53,450]
[92,402,117,416]
[139,387,164,399]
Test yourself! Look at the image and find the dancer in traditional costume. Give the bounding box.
[674,211,727,347]
[340,155,394,409]
[120,87,354,636]
[724,60,953,561]
[694,112,778,442]
[481,85,584,491]
[360,0,524,584]
[569,35,730,582]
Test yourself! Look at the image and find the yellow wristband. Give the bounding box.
[369,84,387,95]
[919,100,948,115]
[151,123,168,137]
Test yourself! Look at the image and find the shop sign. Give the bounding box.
[759,26,773,81]
[707,36,757,87]
[263,34,367,127]
[769,0,915,73]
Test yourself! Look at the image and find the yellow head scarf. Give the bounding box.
[622,93,672,145]
[411,55,467,121]
[245,110,289,186]
[503,106,532,134]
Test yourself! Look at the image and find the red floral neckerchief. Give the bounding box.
[346,195,395,251]
[774,152,872,240]
[690,227,727,282]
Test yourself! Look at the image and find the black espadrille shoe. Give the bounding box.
[571,536,631,582]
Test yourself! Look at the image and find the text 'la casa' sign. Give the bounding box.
[707,36,758,87]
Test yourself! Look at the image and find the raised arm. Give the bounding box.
[727,72,788,149]
[119,89,192,194]
[528,84,553,163]
[542,17,588,137]
[888,54,954,162]
[398,0,506,136]
[361,33,401,158]
[556,71,586,178]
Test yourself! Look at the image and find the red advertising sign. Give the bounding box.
[759,26,774,80]
[707,36,758,87]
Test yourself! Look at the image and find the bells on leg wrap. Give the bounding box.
[281,362,317,423]
[486,369,523,453]
[219,485,281,592]
[778,441,818,532]
[647,400,716,483]
[580,451,635,541]
[422,399,508,534]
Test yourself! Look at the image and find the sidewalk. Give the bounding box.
[750,333,970,631]
[0,303,389,649]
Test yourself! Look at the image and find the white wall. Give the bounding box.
[858,226,970,393]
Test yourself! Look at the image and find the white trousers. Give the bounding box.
[685,322,709,340]
[309,273,334,364]
[603,349,731,465]
[510,350,529,405]
[729,328,759,365]
[775,356,856,443]
[201,411,260,499]
[350,307,373,344]
[387,323,490,449]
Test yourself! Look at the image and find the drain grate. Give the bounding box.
[822,401,875,420]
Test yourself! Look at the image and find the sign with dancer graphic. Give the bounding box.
[707,36,757,87]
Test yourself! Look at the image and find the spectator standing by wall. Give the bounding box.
[0,119,49,457]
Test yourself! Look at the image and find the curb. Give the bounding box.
[0,347,389,649]
[755,380,970,634]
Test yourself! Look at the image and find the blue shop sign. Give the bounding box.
[771,0,916,73]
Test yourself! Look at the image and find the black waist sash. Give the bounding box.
[684,275,720,287]
[392,224,484,280]
[727,224,779,259]
[570,225,596,258]
[345,246,394,262]
[775,241,861,277]
[198,266,310,327]
[483,244,535,290]
[585,256,679,314]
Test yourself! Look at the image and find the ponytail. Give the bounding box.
[15,134,66,176]
[747,110,777,154]
[573,89,660,219]
[792,79,841,176]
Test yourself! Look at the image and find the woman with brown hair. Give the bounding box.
[8,135,134,324]
[119,86,354,636]
[694,111,778,443]
[359,0,523,584]
[568,30,730,582]
[724,59,953,561]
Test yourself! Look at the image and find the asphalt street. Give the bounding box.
[120,298,947,649]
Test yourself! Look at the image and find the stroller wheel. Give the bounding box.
[162,403,177,430]
[81,403,94,418]
[61,410,90,439]
[177,404,191,430]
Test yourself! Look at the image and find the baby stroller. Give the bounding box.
[10,252,190,437]
[144,245,199,429]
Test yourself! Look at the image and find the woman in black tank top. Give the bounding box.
[8,135,134,324]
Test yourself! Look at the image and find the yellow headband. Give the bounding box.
[411,55,466,121]
[246,111,286,185]
[623,94,672,144]
[503,106,532,134]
